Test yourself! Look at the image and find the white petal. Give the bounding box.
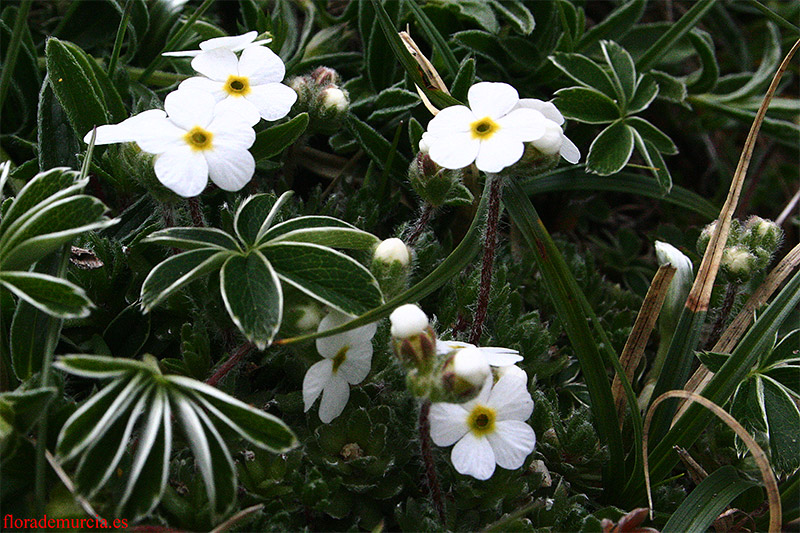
[303,359,333,412]
[190,48,238,81]
[132,117,185,154]
[516,99,564,124]
[428,132,480,170]
[530,120,564,155]
[319,375,350,423]
[481,347,523,366]
[487,420,536,470]
[436,339,474,355]
[179,76,227,101]
[474,132,524,173]
[451,433,495,480]
[213,97,261,127]
[496,108,546,142]
[238,45,286,84]
[199,31,257,51]
[208,114,257,149]
[336,344,372,385]
[162,50,201,58]
[165,89,216,130]
[429,403,469,446]
[153,147,208,197]
[244,83,297,121]
[427,105,473,134]
[390,304,430,338]
[559,134,581,164]
[316,311,377,358]
[461,376,493,411]
[496,364,528,384]
[87,109,170,145]
[205,147,254,192]
[487,374,534,421]
[468,82,518,120]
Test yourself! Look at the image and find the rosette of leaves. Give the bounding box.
[140,191,383,349]
[53,354,297,522]
[0,166,115,319]
[551,40,678,191]
[698,329,800,475]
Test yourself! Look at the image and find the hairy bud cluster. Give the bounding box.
[287,66,349,133]
[697,216,783,284]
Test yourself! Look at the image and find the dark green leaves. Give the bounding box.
[251,113,310,161]
[0,271,93,319]
[586,121,635,176]
[553,87,620,124]
[141,193,383,349]
[53,355,297,522]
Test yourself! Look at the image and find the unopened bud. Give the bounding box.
[437,347,490,402]
[530,120,564,156]
[742,216,782,255]
[293,304,323,332]
[655,241,694,333]
[319,87,349,117]
[418,133,431,154]
[408,152,467,207]
[390,304,436,371]
[374,238,410,266]
[310,66,340,87]
[372,238,412,299]
[721,245,757,283]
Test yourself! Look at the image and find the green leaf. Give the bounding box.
[251,113,309,161]
[553,87,620,124]
[686,29,718,93]
[436,0,499,33]
[367,88,421,122]
[140,249,231,311]
[627,117,678,155]
[168,376,298,452]
[37,76,82,170]
[219,252,283,351]
[103,303,151,359]
[0,387,56,435]
[600,40,636,105]
[56,373,146,462]
[359,0,399,92]
[696,351,731,374]
[549,53,618,100]
[632,129,672,193]
[45,38,111,139]
[54,354,152,379]
[763,378,800,473]
[577,0,646,51]
[233,192,294,247]
[144,227,242,252]
[405,0,459,78]
[586,121,635,175]
[117,387,171,522]
[450,57,476,103]
[627,74,659,114]
[10,299,53,380]
[715,23,781,103]
[172,390,235,516]
[489,0,535,35]
[264,242,383,317]
[263,216,378,250]
[636,0,716,71]
[0,271,93,319]
[345,114,409,179]
[0,167,82,237]
[75,391,149,498]
[662,466,756,533]
[691,95,800,147]
[763,329,800,368]
[651,70,688,103]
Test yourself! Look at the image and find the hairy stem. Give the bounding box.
[188,198,205,227]
[705,282,739,349]
[419,400,446,524]
[206,343,253,387]
[407,203,433,246]
[469,174,502,345]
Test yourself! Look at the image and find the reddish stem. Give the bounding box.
[206,343,253,387]
[407,203,433,246]
[187,197,205,227]
[419,400,446,524]
[469,174,502,345]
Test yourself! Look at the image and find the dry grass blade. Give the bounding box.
[44,449,105,523]
[675,241,800,423]
[209,503,265,533]
[674,445,709,485]
[643,391,781,532]
[613,265,675,424]
[685,38,800,314]
[399,30,449,116]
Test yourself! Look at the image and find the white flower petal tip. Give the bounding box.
[655,241,693,273]
[436,340,523,366]
[305,310,377,423]
[429,370,536,480]
[162,31,271,58]
[450,347,490,388]
[389,304,430,338]
[374,238,411,266]
[424,81,553,173]
[496,364,528,384]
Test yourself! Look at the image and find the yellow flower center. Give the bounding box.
[332,345,349,372]
[183,126,214,152]
[224,75,251,97]
[467,405,496,436]
[470,116,500,140]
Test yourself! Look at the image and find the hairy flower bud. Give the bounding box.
[721,245,758,283]
[655,241,694,333]
[372,238,412,299]
[374,238,410,266]
[437,347,490,402]
[390,304,436,371]
[408,152,470,208]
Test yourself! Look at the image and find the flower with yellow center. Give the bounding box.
[179,46,297,126]
[303,311,378,423]
[84,89,256,197]
[423,82,549,173]
[429,373,535,480]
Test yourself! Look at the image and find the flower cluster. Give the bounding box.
[84,32,296,197]
[420,81,580,173]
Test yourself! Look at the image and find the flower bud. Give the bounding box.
[310,66,340,87]
[742,216,783,256]
[374,238,410,266]
[437,347,490,402]
[389,304,436,371]
[655,241,694,333]
[721,245,758,283]
[408,152,469,208]
[372,238,412,299]
[293,304,323,332]
[320,87,348,113]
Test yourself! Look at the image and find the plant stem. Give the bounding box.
[705,283,739,349]
[469,173,502,345]
[407,203,433,246]
[206,343,253,387]
[419,400,446,524]
[187,198,205,227]
[34,247,70,514]
[0,0,32,112]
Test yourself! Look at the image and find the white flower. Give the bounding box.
[436,339,522,367]
[85,89,256,197]
[423,82,548,173]
[303,311,378,423]
[496,364,528,383]
[449,347,491,388]
[515,99,581,164]
[162,31,271,57]
[389,304,429,338]
[429,374,536,480]
[179,46,297,125]
[374,238,411,266]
